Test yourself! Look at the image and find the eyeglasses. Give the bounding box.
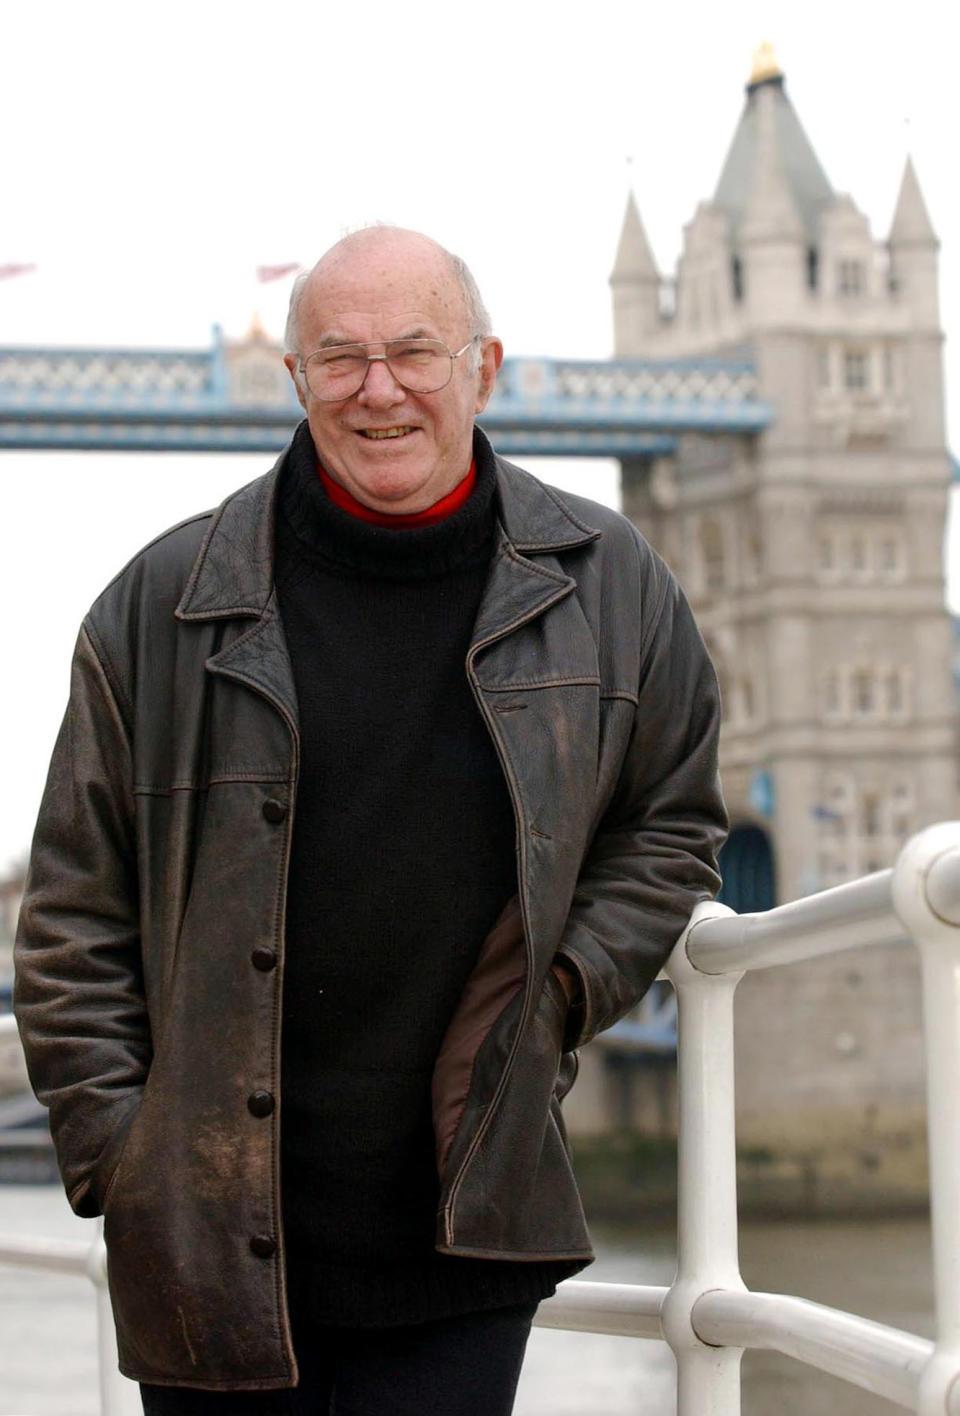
[299,338,477,401]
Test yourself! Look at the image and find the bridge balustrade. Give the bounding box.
[0,340,772,454]
[3,821,960,1413]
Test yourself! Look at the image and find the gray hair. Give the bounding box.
[284,272,310,358]
[284,230,492,370]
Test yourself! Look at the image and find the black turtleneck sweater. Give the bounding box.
[275,424,573,1327]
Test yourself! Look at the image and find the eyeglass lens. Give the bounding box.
[304,340,455,399]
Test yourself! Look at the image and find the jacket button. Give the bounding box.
[251,947,277,972]
[250,1233,276,1259]
[262,799,287,824]
[248,1090,275,1118]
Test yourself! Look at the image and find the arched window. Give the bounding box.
[718,825,776,912]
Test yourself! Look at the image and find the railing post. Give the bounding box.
[662,899,747,1415]
[892,823,960,1415]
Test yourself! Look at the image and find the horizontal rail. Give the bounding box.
[687,868,906,974]
[535,1279,666,1340]
[0,1232,94,1278]
[693,1288,936,1410]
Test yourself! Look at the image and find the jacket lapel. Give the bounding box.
[469,455,605,964]
[174,450,299,731]
[471,446,600,655]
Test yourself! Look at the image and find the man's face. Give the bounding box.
[285,233,502,514]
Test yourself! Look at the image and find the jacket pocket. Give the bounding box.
[432,895,526,1179]
[100,1087,149,1213]
[438,966,590,1258]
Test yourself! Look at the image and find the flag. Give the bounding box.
[256,263,300,283]
[0,263,37,281]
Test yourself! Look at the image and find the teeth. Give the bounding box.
[361,426,413,440]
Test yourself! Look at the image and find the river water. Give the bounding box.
[0,1185,933,1415]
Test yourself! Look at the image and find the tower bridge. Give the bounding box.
[0,334,771,456]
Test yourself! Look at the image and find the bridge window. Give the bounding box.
[879,534,905,580]
[861,792,881,838]
[891,781,914,845]
[844,349,870,391]
[886,671,903,715]
[807,246,820,291]
[731,255,744,302]
[701,519,726,593]
[838,259,866,297]
[823,673,841,717]
[852,670,874,715]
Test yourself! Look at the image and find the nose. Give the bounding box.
[356,354,405,407]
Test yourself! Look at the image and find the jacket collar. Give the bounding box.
[175,425,600,622]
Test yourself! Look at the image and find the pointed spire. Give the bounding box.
[740,85,804,244]
[890,157,938,247]
[714,50,832,245]
[748,41,783,90]
[611,192,659,282]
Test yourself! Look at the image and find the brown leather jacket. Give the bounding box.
[14,431,726,1391]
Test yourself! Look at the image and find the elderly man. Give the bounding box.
[15,227,726,1414]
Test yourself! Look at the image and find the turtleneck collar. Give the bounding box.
[317,458,478,528]
[278,421,499,582]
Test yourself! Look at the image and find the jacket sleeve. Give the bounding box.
[14,620,150,1218]
[556,547,727,1047]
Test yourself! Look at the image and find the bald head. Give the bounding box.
[279,223,503,517]
[284,227,491,361]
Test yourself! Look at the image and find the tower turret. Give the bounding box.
[738,73,807,320]
[609,192,661,356]
[889,157,940,331]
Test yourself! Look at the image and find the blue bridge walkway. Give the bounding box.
[0,328,771,456]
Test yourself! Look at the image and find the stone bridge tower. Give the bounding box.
[612,44,955,910]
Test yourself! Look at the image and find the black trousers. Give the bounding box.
[140,1301,537,1416]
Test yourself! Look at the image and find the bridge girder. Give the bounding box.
[0,338,772,456]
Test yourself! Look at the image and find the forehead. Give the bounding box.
[300,239,467,343]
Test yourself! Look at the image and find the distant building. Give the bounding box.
[580,44,955,1207]
[610,42,954,909]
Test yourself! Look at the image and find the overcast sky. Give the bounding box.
[0,0,956,874]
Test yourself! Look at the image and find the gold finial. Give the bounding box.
[749,41,782,86]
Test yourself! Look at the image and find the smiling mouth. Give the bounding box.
[358,426,416,440]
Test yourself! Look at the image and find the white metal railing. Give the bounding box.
[3,821,960,1413]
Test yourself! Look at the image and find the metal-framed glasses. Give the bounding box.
[299,338,477,401]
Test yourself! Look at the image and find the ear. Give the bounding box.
[473,337,504,415]
[283,353,308,411]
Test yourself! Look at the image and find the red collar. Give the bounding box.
[317,460,477,528]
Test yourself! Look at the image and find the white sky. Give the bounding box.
[1,0,957,873]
